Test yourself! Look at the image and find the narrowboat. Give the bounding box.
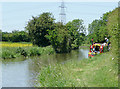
[88,43,108,57]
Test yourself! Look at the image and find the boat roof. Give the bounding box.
[93,43,102,46]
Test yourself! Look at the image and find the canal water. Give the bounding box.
[2,48,89,87]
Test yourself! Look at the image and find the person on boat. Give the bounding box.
[93,46,95,52]
[105,37,110,50]
[105,38,108,43]
[91,38,93,45]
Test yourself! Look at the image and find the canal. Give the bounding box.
[2,48,89,87]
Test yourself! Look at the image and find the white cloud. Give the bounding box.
[0,0,119,2]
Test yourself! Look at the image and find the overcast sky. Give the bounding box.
[1,0,119,33]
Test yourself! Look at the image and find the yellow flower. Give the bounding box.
[0,42,33,47]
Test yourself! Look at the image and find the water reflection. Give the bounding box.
[2,48,89,87]
[2,60,31,87]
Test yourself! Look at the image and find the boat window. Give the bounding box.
[95,46,100,51]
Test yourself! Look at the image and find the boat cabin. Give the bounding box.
[88,43,104,57]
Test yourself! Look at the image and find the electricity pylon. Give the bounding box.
[59,0,66,25]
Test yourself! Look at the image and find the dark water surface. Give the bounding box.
[2,48,89,87]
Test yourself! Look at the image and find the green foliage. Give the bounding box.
[46,23,71,53]
[2,46,55,59]
[16,47,28,57]
[2,47,20,59]
[107,8,119,58]
[88,12,110,43]
[46,19,86,53]
[66,19,86,49]
[2,30,31,42]
[25,12,55,47]
[29,47,41,56]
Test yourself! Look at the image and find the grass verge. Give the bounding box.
[37,52,118,87]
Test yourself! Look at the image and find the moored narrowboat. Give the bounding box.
[88,43,108,57]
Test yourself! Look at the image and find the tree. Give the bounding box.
[46,23,71,53]
[88,12,110,43]
[2,32,12,41]
[66,19,86,49]
[25,12,55,47]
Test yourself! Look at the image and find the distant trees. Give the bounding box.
[25,12,55,47]
[2,30,30,42]
[11,30,31,42]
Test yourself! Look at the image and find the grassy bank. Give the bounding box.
[37,52,118,87]
[1,46,54,59]
[1,42,55,59]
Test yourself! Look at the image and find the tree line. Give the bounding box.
[1,30,31,42]
[87,12,110,43]
[2,12,86,53]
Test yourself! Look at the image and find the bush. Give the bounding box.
[2,46,55,59]
[46,23,71,53]
[16,47,28,57]
[29,47,41,56]
[2,48,20,59]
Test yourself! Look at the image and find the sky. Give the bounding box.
[1,0,119,34]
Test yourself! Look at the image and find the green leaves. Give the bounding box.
[66,19,86,49]
[88,11,111,43]
[25,12,55,47]
[2,30,30,42]
[46,23,71,53]
[107,8,119,57]
[26,13,86,53]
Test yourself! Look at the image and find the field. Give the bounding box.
[1,42,54,59]
[0,42,32,47]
